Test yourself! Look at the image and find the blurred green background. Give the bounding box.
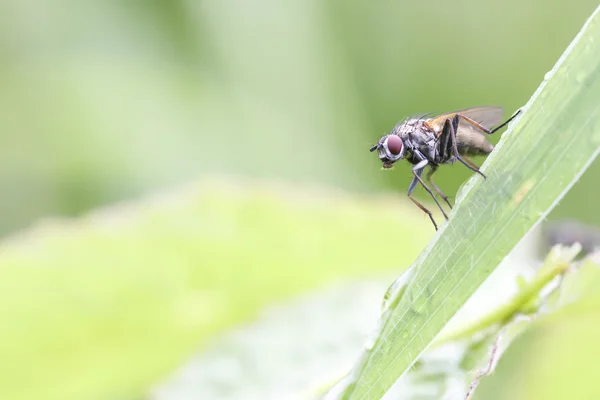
[1,0,599,238]
[2,2,600,400]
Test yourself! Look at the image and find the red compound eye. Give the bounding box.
[387,135,403,155]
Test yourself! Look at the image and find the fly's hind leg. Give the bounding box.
[426,166,453,210]
[488,109,521,134]
[444,115,487,180]
[454,109,522,135]
[461,155,483,173]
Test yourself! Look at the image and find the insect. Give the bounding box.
[370,106,521,230]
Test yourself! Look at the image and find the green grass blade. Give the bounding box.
[339,5,600,399]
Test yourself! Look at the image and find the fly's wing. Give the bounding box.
[425,106,504,136]
[455,107,503,154]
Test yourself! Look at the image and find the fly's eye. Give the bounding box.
[386,135,403,155]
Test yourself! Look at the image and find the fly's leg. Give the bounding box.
[408,174,438,231]
[444,116,487,180]
[461,155,482,172]
[426,166,453,210]
[412,159,449,221]
[488,108,522,134]
[446,109,522,177]
[407,159,449,230]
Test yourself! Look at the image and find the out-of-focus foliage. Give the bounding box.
[473,256,600,400]
[0,0,599,236]
[0,179,430,400]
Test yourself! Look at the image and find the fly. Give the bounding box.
[370,106,521,230]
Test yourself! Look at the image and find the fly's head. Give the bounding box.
[369,134,405,169]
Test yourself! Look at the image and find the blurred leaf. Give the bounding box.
[0,178,430,400]
[337,6,600,399]
[472,255,600,400]
[436,243,580,345]
[153,277,393,400]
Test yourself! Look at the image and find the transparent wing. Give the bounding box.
[456,106,504,127]
[426,106,505,135]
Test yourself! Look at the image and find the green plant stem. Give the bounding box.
[435,244,581,346]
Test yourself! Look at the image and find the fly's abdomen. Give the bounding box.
[456,131,495,156]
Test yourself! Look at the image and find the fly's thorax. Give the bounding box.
[408,123,439,160]
[390,117,425,137]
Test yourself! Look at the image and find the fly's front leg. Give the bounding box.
[407,158,449,231]
[444,116,487,179]
[407,174,438,231]
[426,166,453,210]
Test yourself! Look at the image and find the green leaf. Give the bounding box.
[337,6,600,399]
[0,180,431,400]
